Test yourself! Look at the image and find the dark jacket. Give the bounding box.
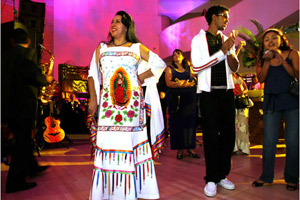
[2,45,48,128]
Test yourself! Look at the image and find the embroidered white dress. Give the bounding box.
[89,43,159,200]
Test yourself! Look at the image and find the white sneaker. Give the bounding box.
[204,182,217,197]
[218,179,235,190]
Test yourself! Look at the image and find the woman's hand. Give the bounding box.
[138,69,154,85]
[185,80,195,87]
[178,79,195,88]
[89,98,97,116]
[175,79,185,87]
[272,49,284,64]
[138,74,145,84]
[263,49,274,61]
[263,49,284,63]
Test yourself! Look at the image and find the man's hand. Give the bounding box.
[45,75,54,83]
[238,40,246,49]
[221,30,238,54]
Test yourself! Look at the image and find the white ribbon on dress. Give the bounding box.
[138,59,165,158]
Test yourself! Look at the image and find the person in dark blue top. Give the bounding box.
[252,28,299,191]
[165,49,199,160]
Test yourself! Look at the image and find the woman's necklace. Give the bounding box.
[113,40,128,46]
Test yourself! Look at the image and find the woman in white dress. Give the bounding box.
[87,11,166,200]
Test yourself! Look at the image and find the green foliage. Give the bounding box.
[238,19,264,68]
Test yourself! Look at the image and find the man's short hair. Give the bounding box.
[205,5,229,25]
[12,28,29,44]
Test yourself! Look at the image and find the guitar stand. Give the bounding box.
[35,145,42,157]
[55,135,73,149]
[56,141,70,149]
[64,135,74,145]
[33,129,45,157]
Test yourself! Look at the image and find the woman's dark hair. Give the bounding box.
[108,11,140,43]
[257,28,292,66]
[172,49,190,70]
[205,5,229,25]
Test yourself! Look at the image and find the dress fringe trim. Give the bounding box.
[92,159,154,199]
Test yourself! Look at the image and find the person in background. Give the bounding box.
[165,49,199,159]
[252,28,299,191]
[69,93,81,109]
[61,93,86,136]
[232,72,250,155]
[2,28,52,193]
[250,75,264,90]
[87,11,166,199]
[191,4,239,197]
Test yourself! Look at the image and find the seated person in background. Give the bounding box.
[69,93,81,111]
[61,93,86,135]
[251,75,264,90]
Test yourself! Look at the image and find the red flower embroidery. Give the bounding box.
[133,91,139,96]
[104,93,109,98]
[102,102,108,108]
[115,114,123,122]
[134,100,139,107]
[105,110,112,118]
[127,110,135,118]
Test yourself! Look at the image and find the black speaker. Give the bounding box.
[18,0,45,62]
[1,21,36,55]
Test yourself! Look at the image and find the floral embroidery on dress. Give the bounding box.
[100,86,140,125]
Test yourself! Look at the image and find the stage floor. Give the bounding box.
[1,134,299,200]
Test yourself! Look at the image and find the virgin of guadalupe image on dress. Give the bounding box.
[114,71,129,108]
[110,68,132,111]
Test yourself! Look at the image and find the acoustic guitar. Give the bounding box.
[43,101,65,143]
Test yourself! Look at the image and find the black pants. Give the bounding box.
[6,119,38,187]
[199,89,236,183]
